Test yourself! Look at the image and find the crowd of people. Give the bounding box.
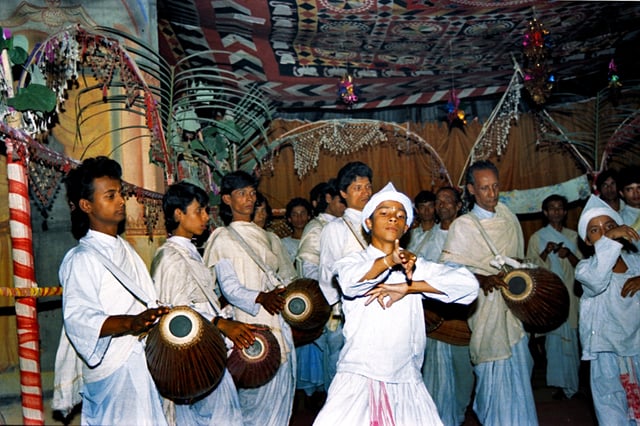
[53,156,640,425]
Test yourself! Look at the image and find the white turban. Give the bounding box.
[361,182,413,232]
[577,194,623,241]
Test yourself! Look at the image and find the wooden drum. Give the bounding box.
[501,268,569,333]
[282,278,331,330]
[423,298,474,346]
[145,306,227,402]
[282,278,331,346]
[227,326,281,388]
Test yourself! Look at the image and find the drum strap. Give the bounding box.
[468,214,532,271]
[227,226,284,291]
[82,244,153,307]
[171,245,223,316]
[342,217,367,249]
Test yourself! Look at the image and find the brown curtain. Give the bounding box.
[258,114,585,244]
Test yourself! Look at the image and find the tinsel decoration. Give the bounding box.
[608,58,622,106]
[337,74,358,107]
[28,159,67,230]
[522,17,555,105]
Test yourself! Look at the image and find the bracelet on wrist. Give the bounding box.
[213,316,222,327]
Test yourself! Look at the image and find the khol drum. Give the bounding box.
[282,278,331,346]
[227,326,281,388]
[145,306,227,402]
[423,298,475,346]
[500,268,569,333]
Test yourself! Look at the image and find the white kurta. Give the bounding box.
[296,213,336,280]
[151,237,242,426]
[313,245,478,426]
[203,221,297,426]
[58,230,167,426]
[575,236,640,425]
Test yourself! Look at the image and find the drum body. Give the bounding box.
[501,268,569,333]
[422,298,474,346]
[282,278,331,346]
[282,278,331,330]
[145,306,227,402]
[227,326,281,388]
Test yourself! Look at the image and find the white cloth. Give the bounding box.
[296,213,336,280]
[280,236,300,264]
[319,208,367,305]
[314,245,477,425]
[151,237,243,426]
[578,194,623,240]
[56,230,167,426]
[409,224,447,262]
[361,182,414,231]
[440,203,526,363]
[202,221,297,425]
[575,236,640,359]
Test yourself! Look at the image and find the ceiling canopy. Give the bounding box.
[157,0,640,111]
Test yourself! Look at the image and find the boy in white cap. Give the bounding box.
[575,194,640,425]
[313,182,478,426]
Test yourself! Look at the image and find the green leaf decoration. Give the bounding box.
[7,84,57,112]
[9,45,27,65]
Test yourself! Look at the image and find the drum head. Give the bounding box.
[145,306,227,402]
[501,269,534,302]
[227,326,281,389]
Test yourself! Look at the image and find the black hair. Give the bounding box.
[313,178,342,216]
[541,194,568,212]
[285,197,313,219]
[162,181,209,233]
[252,191,273,227]
[595,169,619,191]
[64,156,123,240]
[219,170,258,226]
[336,161,373,193]
[414,190,436,205]
[618,166,640,190]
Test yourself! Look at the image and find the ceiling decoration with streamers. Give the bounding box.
[157,0,640,111]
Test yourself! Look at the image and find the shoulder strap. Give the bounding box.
[81,242,152,307]
[342,217,367,249]
[226,225,281,291]
[169,244,222,315]
[467,213,499,257]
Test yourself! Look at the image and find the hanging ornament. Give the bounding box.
[608,58,622,106]
[337,73,358,107]
[446,89,466,133]
[522,17,554,105]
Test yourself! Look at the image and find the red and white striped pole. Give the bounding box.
[5,135,45,425]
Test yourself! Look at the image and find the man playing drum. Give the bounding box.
[203,171,298,425]
[54,157,169,425]
[152,181,262,425]
[440,160,539,425]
